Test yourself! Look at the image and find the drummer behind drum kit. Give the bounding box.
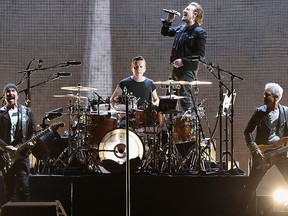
[32,81,216,175]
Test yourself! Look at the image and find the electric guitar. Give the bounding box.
[254,136,288,169]
[0,122,64,172]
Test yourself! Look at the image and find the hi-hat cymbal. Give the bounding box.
[53,93,87,99]
[90,110,126,115]
[61,86,97,91]
[159,94,186,99]
[154,80,192,85]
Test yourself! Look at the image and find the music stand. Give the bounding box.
[158,98,178,113]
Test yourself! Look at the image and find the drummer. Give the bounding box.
[110,55,159,126]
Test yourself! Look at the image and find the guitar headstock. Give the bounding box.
[50,122,65,132]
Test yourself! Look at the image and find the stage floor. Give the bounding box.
[25,173,252,216]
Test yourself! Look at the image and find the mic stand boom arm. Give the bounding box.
[199,57,244,172]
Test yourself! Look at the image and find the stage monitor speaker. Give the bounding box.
[1,200,67,216]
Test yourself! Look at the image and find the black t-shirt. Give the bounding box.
[119,76,156,107]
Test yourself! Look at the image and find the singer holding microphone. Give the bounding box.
[110,56,159,127]
[161,2,207,111]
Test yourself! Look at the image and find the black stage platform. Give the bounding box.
[24,174,252,216]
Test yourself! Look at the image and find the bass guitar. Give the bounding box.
[255,136,288,169]
[0,122,64,172]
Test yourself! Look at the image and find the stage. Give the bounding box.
[24,173,252,216]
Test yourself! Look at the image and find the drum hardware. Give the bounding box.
[159,94,186,100]
[139,123,163,173]
[154,97,184,174]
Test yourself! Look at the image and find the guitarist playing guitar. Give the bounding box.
[238,83,288,216]
[0,83,36,203]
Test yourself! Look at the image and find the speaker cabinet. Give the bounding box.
[1,200,67,216]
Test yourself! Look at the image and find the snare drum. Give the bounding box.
[135,108,163,128]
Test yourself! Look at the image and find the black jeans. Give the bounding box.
[172,67,197,111]
[238,160,288,215]
[2,169,30,202]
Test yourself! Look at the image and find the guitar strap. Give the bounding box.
[276,105,288,137]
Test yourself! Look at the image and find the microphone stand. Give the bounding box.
[199,57,244,173]
[18,75,65,96]
[123,87,131,216]
[15,59,76,106]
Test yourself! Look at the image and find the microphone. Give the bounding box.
[181,109,191,120]
[37,59,43,68]
[93,91,105,103]
[65,61,81,65]
[55,72,72,77]
[162,9,181,17]
[197,98,206,107]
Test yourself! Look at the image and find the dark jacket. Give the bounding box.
[0,104,36,171]
[244,104,288,149]
[161,21,207,68]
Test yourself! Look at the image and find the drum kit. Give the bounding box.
[32,80,216,175]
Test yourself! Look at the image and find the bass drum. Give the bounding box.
[98,128,144,173]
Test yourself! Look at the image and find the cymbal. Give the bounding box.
[61,86,97,91]
[159,94,186,99]
[190,81,212,85]
[53,93,87,99]
[154,80,212,85]
[154,80,192,85]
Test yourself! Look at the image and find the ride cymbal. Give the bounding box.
[61,86,97,91]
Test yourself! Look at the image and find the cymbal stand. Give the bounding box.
[158,110,183,174]
[181,84,207,174]
[140,111,161,173]
[65,90,90,172]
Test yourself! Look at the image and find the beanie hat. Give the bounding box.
[3,83,18,95]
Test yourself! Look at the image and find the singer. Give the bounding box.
[110,56,159,127]
[161,2,207,111]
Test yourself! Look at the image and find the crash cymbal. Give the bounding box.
[61,86,97,91]
[154,80,212,85]
[190,81,212,85]
[154,80,192,85]
[159,94,186,99]
[53,93,87,99]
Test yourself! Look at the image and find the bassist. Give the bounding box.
[0,83,36,203]
[239,83,288,215]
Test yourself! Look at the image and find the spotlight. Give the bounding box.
[273,188,288,213]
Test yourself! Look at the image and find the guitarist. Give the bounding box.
[0,83,36,203]
[239,83,288,215]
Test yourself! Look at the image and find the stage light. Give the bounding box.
[273,188,288,213]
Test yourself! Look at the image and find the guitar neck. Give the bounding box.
[263,142,288,160]
[17,127,51,151]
